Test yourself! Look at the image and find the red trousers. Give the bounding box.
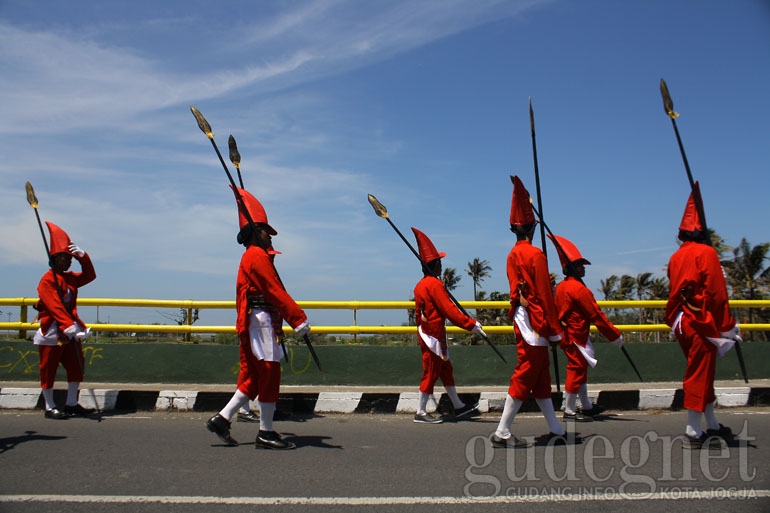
[674,315,717,412]
[507,326,552,401]
[563,343,589,394]
[38,342,84,389]
[236,332,281,403]
[419,343,455,395]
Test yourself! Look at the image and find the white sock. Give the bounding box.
[66,382,79,407]
[495,395,523,439]
[42,388,56,410]
[417,391,430,415]
[259,401,276,432]
[536,397,565,435]
[564,392,577,414]
[686,409,702,437]
[578,384,591,411]
[704,401,720,430]
[445,386,464,409]
[219,390,249,422]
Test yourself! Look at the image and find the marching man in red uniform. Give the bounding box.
[33,222,96,419]
[206,188,310,450]
[665,183,739,449]
[411,227,486,424]
[549,234,623,422]
[491,176,566,448]
[233,247,281,426]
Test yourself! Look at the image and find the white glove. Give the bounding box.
[611,336,624,349]
[75,330,89,341]
[471,321,487,338]
[63,324,78,339]
[68,243,85,258]
[721,325,742,343]
[294,320,311,337]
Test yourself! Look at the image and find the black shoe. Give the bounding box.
[237,410,260,423]
[255,430,296,450]
[706,424,733,440]
[206,414,238,446]
[579,403,605,416]
[413,412,443,424]
[44,408,69,420]
[537,431,582,446]
[685,433,722,450]
[563,411,593,422]
[454,402,481,420]
[63,404,95,416]
[490,433,528,449]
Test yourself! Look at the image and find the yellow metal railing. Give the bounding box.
[0,297,768,337]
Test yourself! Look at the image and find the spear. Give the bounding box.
[659,79,748,384]
[25,181,101,416]
[226,133,288,363]
[190,107,322,371]
[512,176,644,381]
[227,135,289,363]
[528,98,561,392]
[367,193,506,363]
[228,135,244,189]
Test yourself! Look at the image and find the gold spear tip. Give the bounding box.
[190,106,214,139]
[367,194,389,219]
[659,79,679,119]
[228,135,241,168]
[25,181,39,208]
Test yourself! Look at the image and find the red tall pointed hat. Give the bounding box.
[678,181,705,234]
[231,186,277,235]
[547,234,591,269]
[45,222,73,256]
[509,175,535,226]
[411,227,446,263]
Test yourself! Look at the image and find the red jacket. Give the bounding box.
[235,245,307,336]
[555,276,620,347]
[665,241,735,335]
[36,253,96,335]
[414,274,476,351]
[507,239,561,339]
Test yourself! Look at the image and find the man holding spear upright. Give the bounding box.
[665,185,739,449]
[491,176,566,448]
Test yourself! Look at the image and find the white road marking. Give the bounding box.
[1,490,768,505]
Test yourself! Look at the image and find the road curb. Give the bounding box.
[2,385,769,414]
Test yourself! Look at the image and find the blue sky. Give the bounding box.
[1,0,768,329]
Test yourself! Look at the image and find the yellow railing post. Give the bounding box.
[19,304,28,339]
[186,306,194,343]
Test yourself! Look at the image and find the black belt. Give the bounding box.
[247,296,272,309]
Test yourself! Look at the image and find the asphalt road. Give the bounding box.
[1,408,768,512]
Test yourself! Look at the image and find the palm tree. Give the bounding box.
[649,276,669,300]
[466,258,492,301]
[636,272,653,324]
[723,238,770,301]
[649,276,670,342]
[600,275,619,300]
[722,238,770,339]
[709,229,732,258]
[442,267,461,292]
[617,275,636,301]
